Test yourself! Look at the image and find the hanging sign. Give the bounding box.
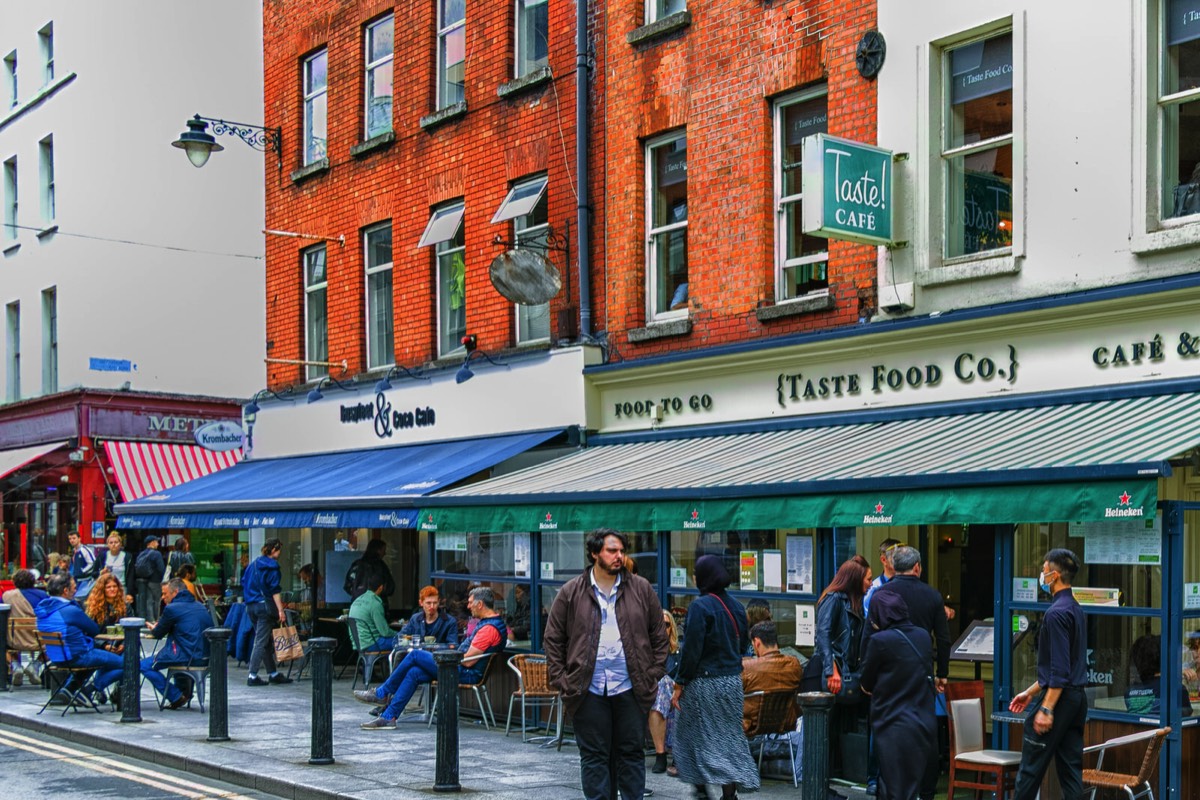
[802,133,894,246]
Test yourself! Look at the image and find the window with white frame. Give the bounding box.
[6,301,19,401]
[646,131,688,321]
[1160,0,1200,220]
[303,50,328,165]
[365,15,394,139]
[4,51,15,108]
[437,0,466,108]
[516,0,549,77]
[493,175,550,343]
[647,0,686,24]
[3,157,16,240]
[942,31,1014,260]
[303,245,328,381]
[774,89,828,300]
[41,286,56,394]
[364,222,394,369]
[419,201,467,356]
[39,135,53,224]
[39,22,53,84]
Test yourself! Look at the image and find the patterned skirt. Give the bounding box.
[673,674,761,792]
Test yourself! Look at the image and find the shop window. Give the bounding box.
[516,0,548,78]
[303,245,328,381]
[418,201,466,357]
[493,175,550,343]
[774,89,829,301]
[303,49,328,165]
[364,15,394,139]
[437,0,466,109]
[942,30,1014,260]
[646,131,688,322]
[364,222,394,369]
[647,0,686,24]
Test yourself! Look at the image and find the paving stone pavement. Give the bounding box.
[0,665,873,800]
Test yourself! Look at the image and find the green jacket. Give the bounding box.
[349,590,391,645]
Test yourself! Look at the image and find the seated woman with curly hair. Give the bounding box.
[85,572,129,653]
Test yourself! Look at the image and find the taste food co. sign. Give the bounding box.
[802,133,894,246]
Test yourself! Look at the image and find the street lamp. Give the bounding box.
[172,114,282,168]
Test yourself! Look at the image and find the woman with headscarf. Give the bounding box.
[671,555,760,800]
[859,591,937,800]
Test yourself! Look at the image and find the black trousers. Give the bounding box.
[573,690,647,800]
[1013,687,1087,800]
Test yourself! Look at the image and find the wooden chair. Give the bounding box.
[505,654,562,743]
[341,615,391,691]
[34,630,104,717]
[428,649,502,730]
[743,690,802,786]
[1082,726,1170,800]
[945,680,1021,800]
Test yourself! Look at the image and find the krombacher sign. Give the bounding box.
[802,133,894,246]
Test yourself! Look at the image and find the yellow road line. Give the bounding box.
[0,728,254,800]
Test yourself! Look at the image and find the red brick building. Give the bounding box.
[603,0,878,358]
[262,0,603,389]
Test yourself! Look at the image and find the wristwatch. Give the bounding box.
[1039,706,1054,717]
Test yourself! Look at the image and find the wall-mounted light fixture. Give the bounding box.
[245,388,293,415]
[374,365,431,394]
[455,336,509,384]
[307,375,354,404]
[172,114,282,169]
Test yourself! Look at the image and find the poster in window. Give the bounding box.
[740,551,759,591]
[795,604,815,647]
[1071,517,1162,565]
[786,534,813,593]
[762,549,783,593]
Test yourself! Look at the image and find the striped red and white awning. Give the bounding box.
[103,441,242,503]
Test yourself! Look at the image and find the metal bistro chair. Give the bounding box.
[945,680,1021,800]
[505,654,563,744]
[342,615,391,691]
[428,649,501,731]
[1082,726,1171,800]
[35,630,104,717]
[156,657,211,712]
[743,690,802,786]
[8,616,44,687]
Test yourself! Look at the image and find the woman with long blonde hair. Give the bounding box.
[649,610,681,774]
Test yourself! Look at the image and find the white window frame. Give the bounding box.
[303,245,328,381]
[646,0,686,24]
[437,0,466,108]
[6,301,19,402]
[3,157,16,240]
[515,0,549,78]
[38,22,53,85]
[364,222,394,370]
[424,200,466,357]
[4,51,15,109]
[919,19,1024,287]
[645,130,688,323]
[364,15,394,139]
[303,50,328,165]
[39,135,53,224]
[773,88,829,302]
[41,286,56,394]
[501,176,551,344]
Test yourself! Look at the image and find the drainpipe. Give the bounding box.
[576,0,593,338]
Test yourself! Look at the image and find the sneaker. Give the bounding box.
[268,673,293,685]
[247,676,269,686]
[361,715,396,730]
[353,689,387,706]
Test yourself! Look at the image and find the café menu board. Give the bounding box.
[1070,517,1162,566]
[786,534,814,594]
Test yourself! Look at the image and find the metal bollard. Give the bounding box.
[203,627,232,742]
[0,604,10,692]
[119,617,146,723]
[308,637,336,765]
[798,692,835,800]
[433,650,463,793]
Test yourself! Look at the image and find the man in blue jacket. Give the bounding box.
[144,578,212,709]
[35,573,123,703]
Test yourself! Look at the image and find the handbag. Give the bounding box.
[831,658,863,705]
[272,624,304,663]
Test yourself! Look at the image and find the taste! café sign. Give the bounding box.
[802,133,895,246]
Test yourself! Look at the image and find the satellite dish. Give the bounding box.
[489,250,562,305]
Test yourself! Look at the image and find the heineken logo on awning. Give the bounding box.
[684,508,706,529]
[1104,490,1144,518]
[863,501,894,525]
[420,513,438,531]
[539,512,558,531]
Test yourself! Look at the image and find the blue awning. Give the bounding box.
[114,429,563,529]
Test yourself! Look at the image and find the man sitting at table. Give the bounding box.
[741,621,802,734]
[355,586,508,729]
[144,578,213,709]
[35,573,124,704]
[397,585,459,647]
[349,575,396,652]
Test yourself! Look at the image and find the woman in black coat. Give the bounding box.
[859,591,938,800]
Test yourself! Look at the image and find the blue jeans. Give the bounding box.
[70,648,124,692]
[373,636,396,652]
[376,649,438,720]
[140,655,189,703]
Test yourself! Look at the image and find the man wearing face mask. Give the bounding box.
[1008,549,1087,800]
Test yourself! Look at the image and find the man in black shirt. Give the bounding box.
[1009,548,1087,800]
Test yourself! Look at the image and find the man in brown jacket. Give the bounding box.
[545,529,668,800]
[742,620,802,734]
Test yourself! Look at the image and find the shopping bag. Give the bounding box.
[272,625,304,663]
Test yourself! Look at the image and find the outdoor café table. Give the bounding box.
[386,640,457,723]
[95,631,162,658]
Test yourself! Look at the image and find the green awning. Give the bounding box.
[417,479,1156,533]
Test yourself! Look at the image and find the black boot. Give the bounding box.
[652,753,668,774]
[693,786,709,800]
